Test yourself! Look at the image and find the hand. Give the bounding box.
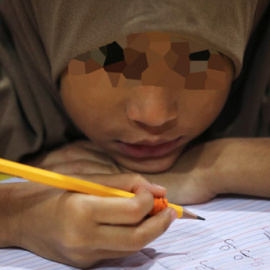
[26,140,121,175]
[141,140,225,205]
[151,138,270,205]
[8,174,175,268]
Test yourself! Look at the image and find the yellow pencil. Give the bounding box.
[0,158,204,220]
[0,173,11,181]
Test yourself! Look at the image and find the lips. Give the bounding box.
[116,136,183,158]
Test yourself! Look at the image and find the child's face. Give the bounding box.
[60,32,233,173]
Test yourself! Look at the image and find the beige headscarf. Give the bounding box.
[32,0,258,80]
[0,0,268,161]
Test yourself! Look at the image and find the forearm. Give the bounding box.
[142,138,270,204]
[0,183,22,247]
[210,138,270,197]
[0,182,49,248]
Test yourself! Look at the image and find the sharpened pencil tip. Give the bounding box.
[182,208,205,220]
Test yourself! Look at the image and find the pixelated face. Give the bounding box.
[68,32,227,90]
[61,32,233,173]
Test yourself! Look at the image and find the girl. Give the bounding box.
[0,0,269,268]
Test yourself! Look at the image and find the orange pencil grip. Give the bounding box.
[149,198,168,215]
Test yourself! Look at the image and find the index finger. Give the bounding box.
[85,188,154,224]
[76,173,167,198]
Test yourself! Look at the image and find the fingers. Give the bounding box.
[75,173,167,198]
[56,189,174,268]
[66,209,174,268]
[95,207,175,251]
[84,188,153,224]
[28,140,113,169]
[44,160,119,175]
[42,148,113,168]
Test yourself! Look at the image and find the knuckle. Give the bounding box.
[70,160,90,174]
[128,200,145,221]
[67,195,95,221]
[129,173,147,184]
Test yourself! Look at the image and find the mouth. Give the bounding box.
[115,136,183,159]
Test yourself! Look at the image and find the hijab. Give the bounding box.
[0,0,269,161]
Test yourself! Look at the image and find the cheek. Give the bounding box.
[60,72,118,138]
[181,58,232,133]
[178,88,229,136]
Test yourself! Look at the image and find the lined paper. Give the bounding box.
[1,178,270,269]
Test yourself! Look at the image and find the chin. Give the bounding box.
[114,153,179,174]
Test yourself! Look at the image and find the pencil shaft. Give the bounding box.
[0,158,202,220]
[0,158,133,198]
[0,173,11,181]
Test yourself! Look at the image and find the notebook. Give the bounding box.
[1,177,270,270]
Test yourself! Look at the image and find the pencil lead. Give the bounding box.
[181,208,205,220]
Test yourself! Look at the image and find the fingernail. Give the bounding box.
[152,183,166,190]
[170,209,178,222]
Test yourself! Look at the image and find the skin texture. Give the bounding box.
[61,32,234,173]
[0,172,175,268]
[3,32,270,268]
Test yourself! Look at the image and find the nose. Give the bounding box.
[126,86,178,129]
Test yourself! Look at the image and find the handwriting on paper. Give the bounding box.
[218,238,264,267]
